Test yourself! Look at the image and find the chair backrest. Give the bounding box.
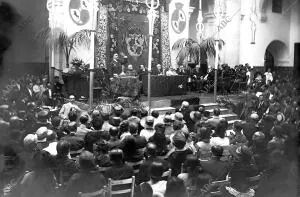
[98,166,111,173]
[162,169,172,180]
[186,186,197,197]
[248,174,261,189]
[107,176,135,197]
[125,160,144,174]
[207,179,230,196]
[78,186,106,197]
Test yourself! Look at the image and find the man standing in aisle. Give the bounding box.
[109,53,122,77]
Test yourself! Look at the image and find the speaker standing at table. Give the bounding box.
[109,53,122,77]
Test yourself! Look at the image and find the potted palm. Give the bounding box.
[172,37,225,67]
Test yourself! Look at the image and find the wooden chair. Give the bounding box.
[107,176,135,197]
[186,186,197,197]
[125,160,144,174]
[207,179,230,197]
[98,166,111,173]
[248,174,261,190]
[161,169,172,180]
[78,186,107,197]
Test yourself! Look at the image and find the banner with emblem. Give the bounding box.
[168,0,190,67]
[63,0,97,36]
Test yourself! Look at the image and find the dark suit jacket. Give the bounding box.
[104,164,134,180]
[65,170,106,197]
[55,155,79,183]
[257,101,269,118]
[200,157,230,181]
[168,149,193,176]
[240,122,258,141]
[42,89,54,106]
[136,157,170,184]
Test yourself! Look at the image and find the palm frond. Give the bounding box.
[176,47,190,65]
[58,32,69,49]
[71,29,92,49]
[172,38,198,50]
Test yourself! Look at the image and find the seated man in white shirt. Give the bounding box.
[59,95,81,119]
[166,67,178,76]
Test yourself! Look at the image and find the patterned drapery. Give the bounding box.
[160,6,171,71]
[104,0,161,68]
[95,5,108,67]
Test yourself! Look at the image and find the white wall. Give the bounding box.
[289,1,300,66]
[219,0,241,66]
[239,0,292,67]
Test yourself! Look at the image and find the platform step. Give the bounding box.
[201,103,219,110]
[207,108,229,116]
[151,107,176,115]
[141,99,171,108]
[220,114,238,121]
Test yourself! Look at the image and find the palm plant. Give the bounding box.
[37,27,92,68]
[172,37,225,66]
[57,29,92,68]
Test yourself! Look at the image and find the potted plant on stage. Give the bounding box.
[172,37,225,70]
[57,30,91,69]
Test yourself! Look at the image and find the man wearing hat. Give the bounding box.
[173,112,189,133]
[163,115,174,138]
[140,116,156,141]
[168,132,193,176]
[59,95,81,119]
[36,126,49,150]
[35,110,51,130]
[109,105,124,123]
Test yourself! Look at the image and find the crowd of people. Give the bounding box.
[0,66,299,197]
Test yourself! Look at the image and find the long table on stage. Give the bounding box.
[111,76,141,97]
[142,75,188,97]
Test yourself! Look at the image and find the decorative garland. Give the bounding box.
[160,5,171,71]
[95,5,108,67]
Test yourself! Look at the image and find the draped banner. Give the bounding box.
[168,0,190,67]
[160,6,171,71]
[63,0,98,35]
[105,0,161,70]
[95,5,108,67]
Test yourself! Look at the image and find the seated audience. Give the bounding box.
[147,161,167,196]
[20,151,57,197]
[105,149,134,180]
[55,140,78,184]
[65,151,106,197]
[200,145,230,181]
[164,177,187,197]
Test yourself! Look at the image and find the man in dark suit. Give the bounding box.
[23,82,36,102]
[200,145,230,181]
[109,53,122,77]
[42,82,54,106]
[136,142,169,184]
[257,94,269,118]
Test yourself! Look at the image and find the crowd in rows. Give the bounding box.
[0,68,299,197]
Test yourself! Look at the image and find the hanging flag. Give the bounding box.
[168,0,190,67]
[63,0,97,35]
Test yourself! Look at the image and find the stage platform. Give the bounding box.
[139,92,242,108]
